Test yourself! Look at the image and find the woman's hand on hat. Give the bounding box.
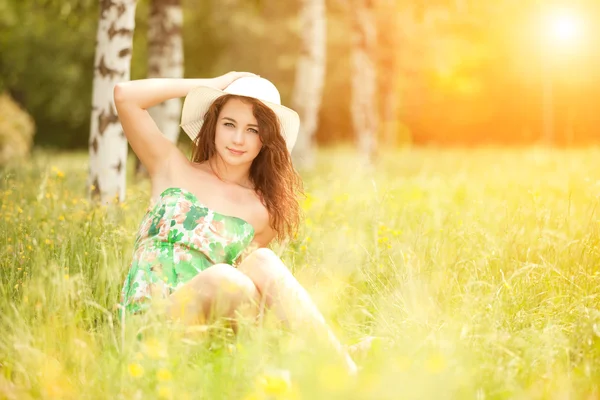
[211,71,258,91]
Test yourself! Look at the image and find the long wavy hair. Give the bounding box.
[190,94,303,242]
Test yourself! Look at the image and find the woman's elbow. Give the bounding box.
[113,82,129,104]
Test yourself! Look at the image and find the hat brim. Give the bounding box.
[180,85,300,153]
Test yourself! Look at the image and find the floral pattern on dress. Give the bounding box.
[120,187,255,314]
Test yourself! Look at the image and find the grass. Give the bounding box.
[1,146,600,399]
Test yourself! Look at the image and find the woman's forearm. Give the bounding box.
[113,78,214,109]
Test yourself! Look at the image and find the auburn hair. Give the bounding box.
[190,94,303,242]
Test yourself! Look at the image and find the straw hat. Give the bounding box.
[180,77,300,152]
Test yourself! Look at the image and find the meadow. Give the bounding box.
[1,147,599,399]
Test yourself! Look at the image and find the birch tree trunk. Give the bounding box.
[88,0,137,203]
[351,0,378,165]
[290,0,326,170]
[380,0,399,147]
[136,0,184,177]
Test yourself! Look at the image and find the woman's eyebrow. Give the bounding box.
[222,116,259,128]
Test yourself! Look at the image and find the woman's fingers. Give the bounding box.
[212,71,259,90]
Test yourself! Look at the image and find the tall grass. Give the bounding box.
[1,147,599,399]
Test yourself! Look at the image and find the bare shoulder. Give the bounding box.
[248,192,276,247]
[150,153,207,197]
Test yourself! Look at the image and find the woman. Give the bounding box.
[114,72,358,374]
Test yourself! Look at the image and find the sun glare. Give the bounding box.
[546,9,584,45]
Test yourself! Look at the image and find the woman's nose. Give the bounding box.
[232,129,245,144]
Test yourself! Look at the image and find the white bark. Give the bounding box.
[88,0,137,203]
[136,0,184,177]
[147,0,183,144]
[351,0,378,165]
[380,0,399,147]
[290,0,326,170]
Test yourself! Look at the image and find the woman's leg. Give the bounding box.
[237,248,358,374]
[167,264,260,326]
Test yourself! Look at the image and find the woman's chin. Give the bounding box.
[218,151,253,166]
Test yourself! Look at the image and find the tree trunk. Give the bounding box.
[379,0,399,147]
[88,0,137,203]
[290,0,326,170]
[351,0,378,165]
[136,0,184,178]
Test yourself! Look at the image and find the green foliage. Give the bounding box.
[0,0,98,148]
[1,148,600,397]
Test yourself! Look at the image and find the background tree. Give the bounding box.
[350,0,378,164]
[88,0,137,203]
[136,0,184,178]
[290,0,327,170]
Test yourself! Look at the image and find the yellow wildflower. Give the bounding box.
[156,368,172,382]
[127,362,144,378]
[143,337,167,359]
[157,385,173,399]
[256,369,292,396]
[425,352,447,374]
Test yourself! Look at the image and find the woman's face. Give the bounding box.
[214,97,263,166]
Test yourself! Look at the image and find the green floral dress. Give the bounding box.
[120,187,255,314]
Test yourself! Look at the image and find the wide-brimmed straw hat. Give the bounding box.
[180,77,300,152]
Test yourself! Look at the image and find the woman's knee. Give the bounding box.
[240,248,293,290]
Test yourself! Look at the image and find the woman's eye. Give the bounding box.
[249,128,259,134]
[224,122,234,127]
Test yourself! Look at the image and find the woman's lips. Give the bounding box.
[227,147,245,156]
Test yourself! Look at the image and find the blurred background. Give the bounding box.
[1,0,599,153]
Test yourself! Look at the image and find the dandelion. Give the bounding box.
[156,368,172,382]
[58,215,65,221]
[425,352,447,374]
[256,369,292,396]
[143,337,167,359]
[157,385,173,399]
[127,362,144,378]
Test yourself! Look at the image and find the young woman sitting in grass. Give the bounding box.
[113,71,358,374]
